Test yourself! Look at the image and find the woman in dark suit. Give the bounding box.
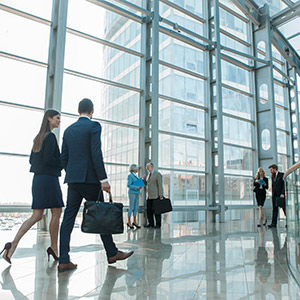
[254,167,268,227]
[1,110,64,264]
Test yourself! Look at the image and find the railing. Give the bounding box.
[284,162,300,285]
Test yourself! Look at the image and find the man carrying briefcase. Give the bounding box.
[143,162,164,229]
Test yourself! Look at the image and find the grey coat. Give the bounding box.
[143,171,164,199]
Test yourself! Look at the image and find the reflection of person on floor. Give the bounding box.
[271,229,288,293]
[255,227,271,285]
[0,266,29,300]
[97,266,129,300]
[142,230,172,299]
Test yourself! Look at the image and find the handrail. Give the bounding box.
[284,161,300,180]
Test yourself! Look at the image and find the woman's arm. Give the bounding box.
[127,175,138,191]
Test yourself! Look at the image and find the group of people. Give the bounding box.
[253,164,286,228]
[0,97,289,274]
[126,162,164,230]
[1,99,134,272]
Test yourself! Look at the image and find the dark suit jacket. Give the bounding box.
[61,117,107,184]
[271,172,285,198]
[30,132,62,177]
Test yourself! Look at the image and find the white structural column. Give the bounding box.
[208,0,225,222]
[45,0,69,112]
[287,66,300,165]
[253,5,278,172]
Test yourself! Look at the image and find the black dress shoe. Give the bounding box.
[154,225,161,229]
[144,224,154,228]
[268,224,277,228]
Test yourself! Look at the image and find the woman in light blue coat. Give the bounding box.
[127,164,142,229]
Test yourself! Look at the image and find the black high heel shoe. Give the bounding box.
[127,223,134,229]
[0,243,12,264]
[133,223,141,229]
[47,247,59,261]
[263,219,267,226]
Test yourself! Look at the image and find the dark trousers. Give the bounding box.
[147,198,161,227]
[59,183,118,264]
[271,196,286,226]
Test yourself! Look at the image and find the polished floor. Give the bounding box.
[0,216,300,299]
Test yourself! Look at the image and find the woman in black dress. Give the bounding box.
[254,167,268,227]
[1,110,64,264]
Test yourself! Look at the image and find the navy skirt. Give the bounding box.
[32,174,64,209]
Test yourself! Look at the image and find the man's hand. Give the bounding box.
[137,186,142,191]
[280,194,285,198]
[159,195,164,200]
[101,182,111,193]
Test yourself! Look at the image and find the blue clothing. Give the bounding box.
[59,117,117,264]
[127,172,141,195]
[128,193,139,217]
[31,174,64,209]
[61,117,107,184]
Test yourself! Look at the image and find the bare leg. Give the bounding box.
[127,216,132,226]
[49,208,62,256]
[133,216,138,226]
[8,209,44,259]
[258,206,262,224]
[261,207,266,224]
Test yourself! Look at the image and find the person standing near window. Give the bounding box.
[1,110,64,264]
[253,167,268,227]
[127,164,142,229]
[143,163,164,229]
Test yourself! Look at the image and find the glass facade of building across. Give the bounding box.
[1,0,299,220]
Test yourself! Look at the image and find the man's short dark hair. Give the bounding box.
[268,164,278,170]
[78,98,94,114]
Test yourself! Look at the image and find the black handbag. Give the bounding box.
[81,192,124,235]
[153,197,173,214]
[275,196,285,208]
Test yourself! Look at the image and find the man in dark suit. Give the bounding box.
[58,98,133,272]
[268,164,286,228]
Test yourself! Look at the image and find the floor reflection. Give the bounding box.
[0,219,300,299]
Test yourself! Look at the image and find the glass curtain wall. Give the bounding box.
[0,0,296,210]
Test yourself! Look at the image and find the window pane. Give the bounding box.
[67,0,141,51]
[222,60,251,93]
[64,33,140,87]
[159,34,205,76]
[222,88,253,120]
[160,170,206,205]
[224,176,253,205]
[0,10,50,62]
[223,117,252,147]
[102,124,139,165]
[224,146,253,175]
[159,134,205,171]
[0,57,47,107]
[159,65,206,105]
[159,100,205,138]
[0,106,43,154]
[0,0,52,20]
[0,155,33,205]
[61,73,139,125]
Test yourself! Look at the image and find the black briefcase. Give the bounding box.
[81,192,124,235]
[153,197,173,214]
[275,196,285,208]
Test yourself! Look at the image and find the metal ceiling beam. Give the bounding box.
[271,26,300,76]
[231,0,261,26]
[232,0,300,76]
[271,0,300,27]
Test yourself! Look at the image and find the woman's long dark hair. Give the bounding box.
[33,109,60,153]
